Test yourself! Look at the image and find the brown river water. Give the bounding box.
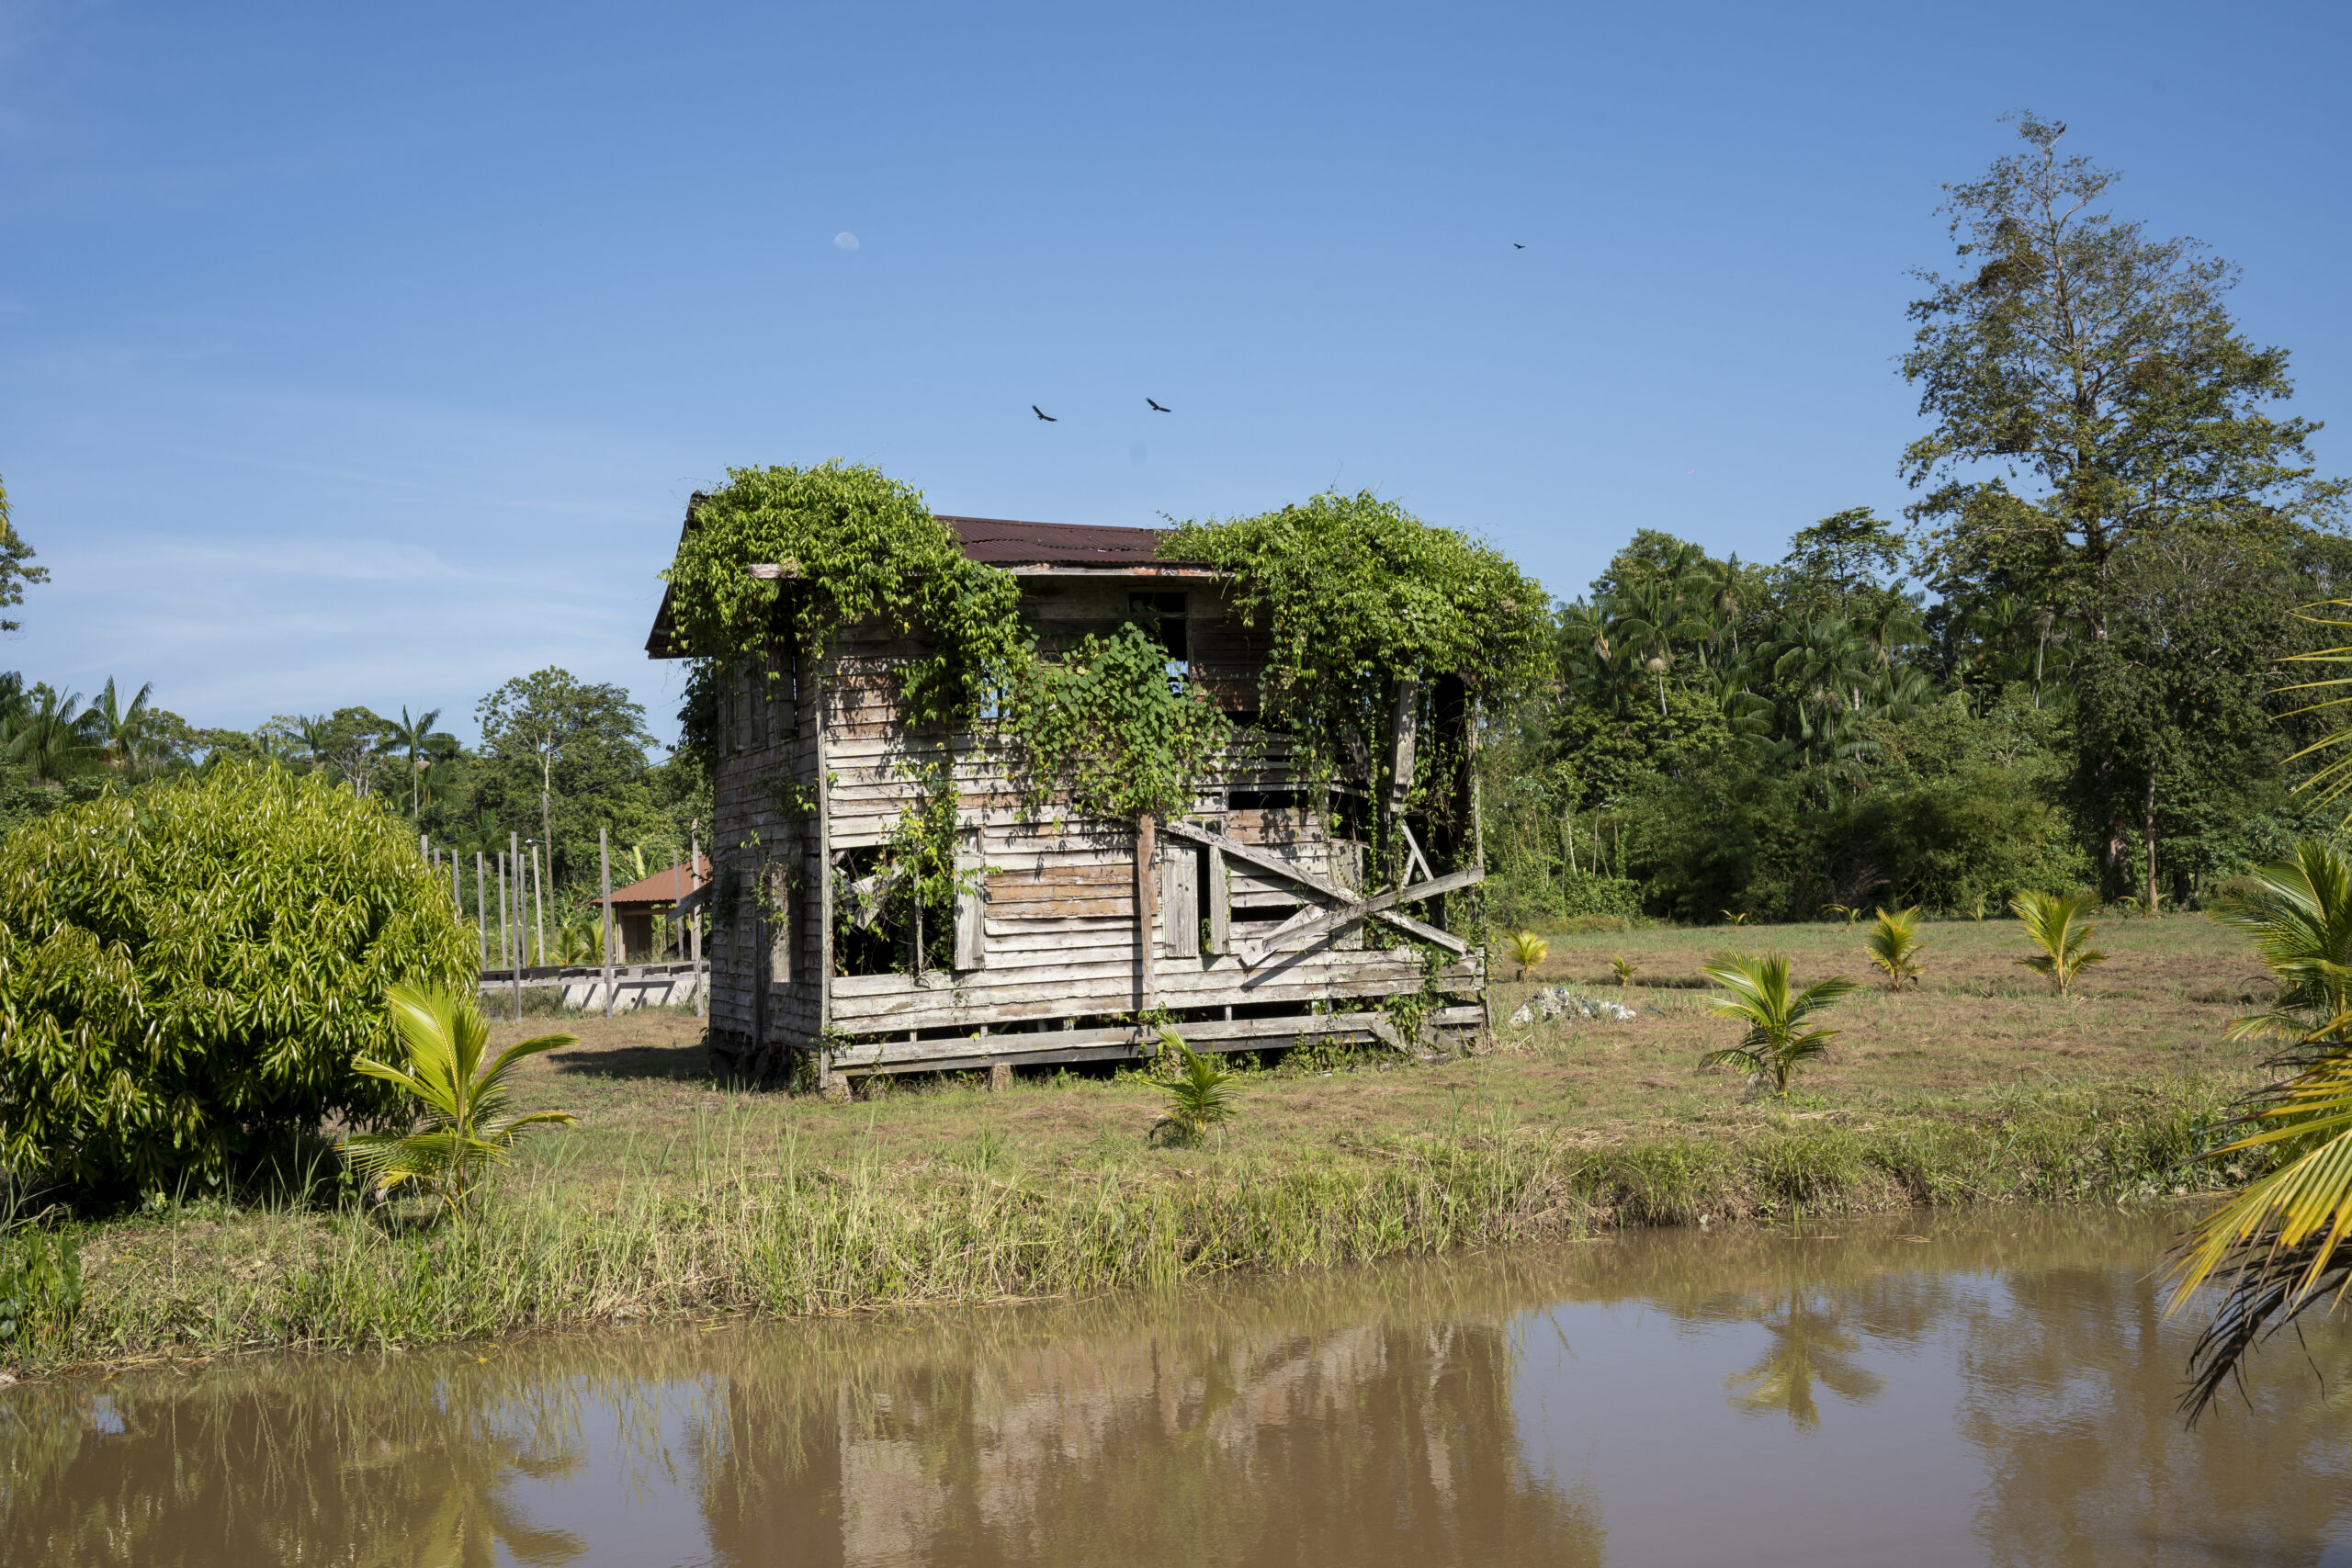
[3,1207,2348,1567]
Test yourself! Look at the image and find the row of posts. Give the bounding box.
[417,825,707,1025]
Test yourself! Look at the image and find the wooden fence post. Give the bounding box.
[530,841,547,967]
[601,827,615,1020]
[690,822,706,1018]
[508,832,523,1021]
[475,852,488,970]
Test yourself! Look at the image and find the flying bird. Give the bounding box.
[1513,243,1526,249]
[1147,398,1170,412]
[1032,405,1057,422]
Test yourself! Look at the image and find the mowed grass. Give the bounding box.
[17,912,2271,1373]
[490,910,2267,1181]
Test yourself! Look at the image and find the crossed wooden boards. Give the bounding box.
[1159,818,1480,967]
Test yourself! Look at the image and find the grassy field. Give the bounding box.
[7,911,2276,1373]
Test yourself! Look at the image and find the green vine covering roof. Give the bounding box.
[662,468,1555,827]
[662,463,1028,724]
[1159,490,1555,769]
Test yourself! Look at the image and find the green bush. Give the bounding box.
[0,762,475,1195]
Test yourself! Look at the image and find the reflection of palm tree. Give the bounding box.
[1724,1292,1885,1431]
[345,1419,588,1568]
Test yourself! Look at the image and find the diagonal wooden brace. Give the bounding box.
[1159,817,1476,960]
[1238,865,1483,965]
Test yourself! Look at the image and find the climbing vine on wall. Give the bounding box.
[1009,623,1232,824]
[1159,490,1555,780]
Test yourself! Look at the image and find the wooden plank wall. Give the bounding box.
[703,578,1485,1064]
[705,645,825,1065]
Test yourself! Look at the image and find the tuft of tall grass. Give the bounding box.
[22,1077,2252,1373]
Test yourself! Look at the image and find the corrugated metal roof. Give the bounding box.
[606,856,710,908]
[940,514,1178,568]
[647,506,1204,657]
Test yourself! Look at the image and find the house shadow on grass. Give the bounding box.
[545,1036,712,1082]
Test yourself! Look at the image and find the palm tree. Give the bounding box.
[1505,931,1550,983]
[3,685,100,784]
[388,705,444,818]
[2169,842,2352,1416]
[1152,1029,1238,1145]
[1697,954,1858,1097]
[345,984,579,1213]
[85,677,157,773]
[1865,906,1927,989]
[2010,889,2107,997]
[2211,841,2352,1055]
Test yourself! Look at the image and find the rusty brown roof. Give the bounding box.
[606,856,710,908]
[940,514,1178,568]
[647,505,1204,657]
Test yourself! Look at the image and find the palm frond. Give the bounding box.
[343,984,577,1213]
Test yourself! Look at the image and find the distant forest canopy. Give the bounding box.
[0,668,710,914]
[1487,113,2349,928]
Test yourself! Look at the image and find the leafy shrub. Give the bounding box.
[0,762,476,1195]
[0,1228,81,1348]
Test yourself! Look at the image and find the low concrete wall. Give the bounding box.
[477,963,704,1014]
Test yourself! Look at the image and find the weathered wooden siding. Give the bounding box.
[702,578,1485,1075]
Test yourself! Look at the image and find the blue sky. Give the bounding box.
[3,1,2346,747]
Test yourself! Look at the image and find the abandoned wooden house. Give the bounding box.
[646,512,1488,1089]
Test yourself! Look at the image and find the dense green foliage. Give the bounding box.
[1162,489,1555,784]
[345,985,578,1213]
[1009,623,1231,822]
[1480,118,2344,930]
[663,462,1028,723]
[0,764,476,1194]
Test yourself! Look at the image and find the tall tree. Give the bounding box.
[0,473,48,634]
[85,678,157,773]
[388,705,445,818]
[476,668,658,888]
[1902,114,2342,640]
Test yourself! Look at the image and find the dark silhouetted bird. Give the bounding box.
[1032,405,1057,422]
[1513,243,1526,249]
[1147,399,1170,412]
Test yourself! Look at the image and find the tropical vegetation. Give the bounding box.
[345,984,580,1214]
[1696,955,1859,1098]
[0,763,476,1194]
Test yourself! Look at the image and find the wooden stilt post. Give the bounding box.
[450,848,460,911]
[508,832,524,1021]
[476,852,488,970]
[671,850,685,967]
[601,827,615,1020]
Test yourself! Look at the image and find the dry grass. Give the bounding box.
[482,912,2267,1183]
[10,913,2268,1373]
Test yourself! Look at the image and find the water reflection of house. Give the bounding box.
[604,856,710,961]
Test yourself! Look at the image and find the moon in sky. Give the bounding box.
[833,231,860,251]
